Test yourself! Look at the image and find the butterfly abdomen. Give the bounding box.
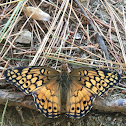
[60,71,70,112]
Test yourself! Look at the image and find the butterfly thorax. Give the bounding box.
[60,71,70,112]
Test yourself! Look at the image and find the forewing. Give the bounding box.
[33,80,61,118]
[66,81,95,118]
[4,66,58,95]
[71,67,120,96]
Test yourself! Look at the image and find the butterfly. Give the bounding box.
[4,66,120,118]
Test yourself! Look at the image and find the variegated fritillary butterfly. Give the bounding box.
[4,66,120,118]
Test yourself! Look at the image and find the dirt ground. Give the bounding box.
[0,103,126,126]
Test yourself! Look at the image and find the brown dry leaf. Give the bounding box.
[24,6,50,21]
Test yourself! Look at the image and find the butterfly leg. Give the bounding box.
[16,106,25,122]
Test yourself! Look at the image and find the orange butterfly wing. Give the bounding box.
[4,66,61,118]
[70,67,120,96]
[66,67,120,118]
[4,66,58,95]
[32,81,61,118]
[66,81,95,118]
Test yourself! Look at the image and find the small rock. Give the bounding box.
[107,117,112,121]
[15,30,32,44]
[111,121,115,125]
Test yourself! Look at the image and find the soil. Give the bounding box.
[0,104,126,126]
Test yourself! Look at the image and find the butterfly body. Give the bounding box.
[4,66,120,118]
[60,71,69,110]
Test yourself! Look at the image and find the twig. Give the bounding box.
[74,0,110,61]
